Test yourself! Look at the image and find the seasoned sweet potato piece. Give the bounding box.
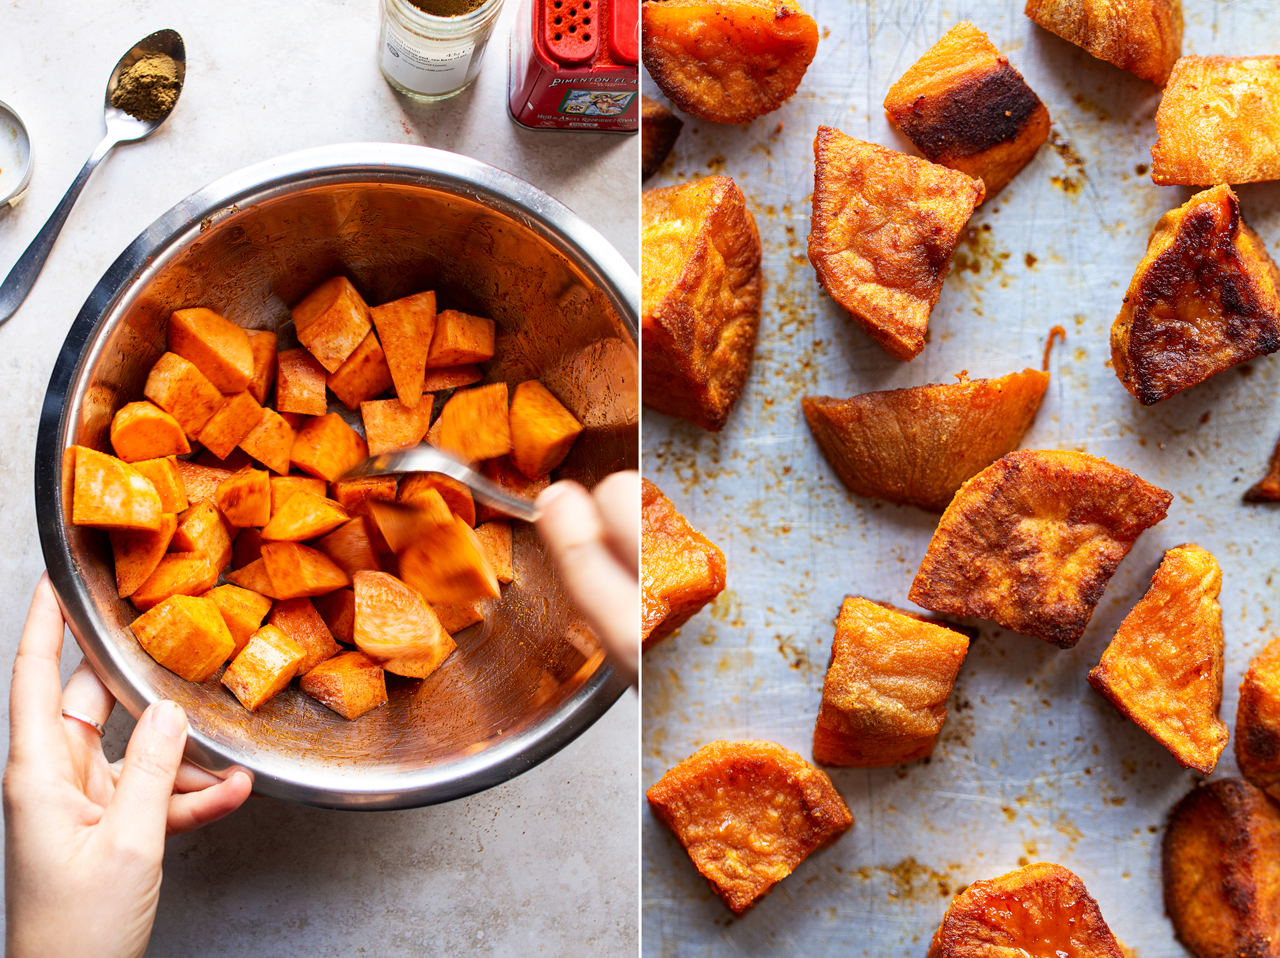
[130,456,187,513]
[317,517,382,577]
[509,381,584,479]
[330,475,397,517]
[197,391,264,461]
[143,352,224,438]
[646,740,852,914]
[174,460,231,505]
[1112,185,1280,405]
[352,570,456,679]
[130,594,235,682]
[928,862,1125,958]
[238,407,295,476]
[1152,56,1280,185]
[910,450,1172,648]
[245,329,277,405]
[371,497,449,553]
[225,557,281,599]
[270,475,327,515]
[432,601,484,634]
[1163,779,1280,958]
[290,413,369,482]
[231,527,264,570]
[370,291,436,406]
[810,128,984,362]
[642,0,819,124]
[1245,433,1280,502]
[432,383,511,463]
[420,365,482,392]
[261,492,349,541]
[641,478,726,651]
[1089,544,1227,773]
[642,177,761,432]
[475,457,548,523]
[802,369,1049,513]
[1235,637,1280,800]
[110,513,177,598]
[72,447,163,531]
[884,21,1050,199]
[167,307,254,393]
[259,542,351,599]
[203,583,273,656]
[641,95,684,180]
[326,330,393,410]
[195,445,256,474]
[814,597,970,767]
[268,597,341,674]
[221,624,304,711]
[474,520,513,584]
[425,310,495,368]
[361,397,433,456]
[172,499,233,571]
[110,401,190,462]
[314,587,356,644]
[300,650,388,720]
[292,276,372,373]
[130,553,221,612]
[399,472,475,527]
[275,348,329,416]
[1025,0,1182,85]
[214,466,271,529]
[396,519,501,606]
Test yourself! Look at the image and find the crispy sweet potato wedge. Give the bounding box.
[425,310,495,368]
[641,95,684,180]
[110,513,178,598]
[225,557,281,599]
[474,520,513,584]
[268,597,341,674]
[641,478,726,651]
[1163,778,1280,958]
[475,457,548,523]
[131,594,235,682]
[275,348,329,416]
[642,0,818,124]
[327,330,394,410]
[316,517,382,577]
[814,596,970,767]
[245,329,277,405]
[130,553,221,612]
[1089,544,1227,773]
[261,492,349,542]
[884,21,1049,199]
[910,450,1172,648]
[330,475,398,517]
[399,472,475,527]
[221,624,304,711]
[1245,432,1280,502]
[172,499,234,571]
[1235,637,1280,800]
[214,466,271,528]
[239,407,296,476]
[167,307,254,393]
[131,456,188,513]
[292,276,372,373]
[314,587,356,644]
[802,369,1049,513]
[143,352,225,438]
[361,397,433,456]
[509,381,584,479]
[352,570,456,679]
[259,542,351,599]
[174,460,231,505]
[432,383,511,463]
[642,176,762,431]
[299,650,388,720]
[270,475,328,515]
[110,401,190,462]
[203,583,273,656]
[420,365,482,392]
[928,862,1125,958]
[646,740,852,914]
[72,447,163,531]
[810,127,984,361]
[370,290,436,407]
[1025,0,1182,85]
[290,413,369,481]
[197,391,265,460]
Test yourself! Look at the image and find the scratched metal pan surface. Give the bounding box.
[641,1,1280,954]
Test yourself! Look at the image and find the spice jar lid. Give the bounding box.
[607,0,637,65]
[542,0,599,64]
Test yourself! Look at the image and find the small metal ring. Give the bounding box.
[61,708,106,737]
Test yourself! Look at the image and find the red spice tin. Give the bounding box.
[508,0,638,131]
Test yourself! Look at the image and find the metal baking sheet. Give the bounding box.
[641,2,1280,954]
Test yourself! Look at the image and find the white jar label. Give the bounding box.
[381,28,475,96]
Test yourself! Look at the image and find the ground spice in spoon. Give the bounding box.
[408,0,485,15]
[111,55,181,122]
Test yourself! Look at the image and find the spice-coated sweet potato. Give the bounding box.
[292,276,372,373]
[203,583,273,656]
[71,446,163,532]
[299,650,388,720]
[196,391,265,460]
[884,21,1049,199]
[270,475,327,515]
[130,456,187,513]
[508,381,584,479]
[314,587,356,644]
[1089,544,1227,773]
[476,457,548,523]
[130,594,236,682]
[130,553,221,612]
[259,542,351,599]
[214,466,271,528]
[330,475,397,517]
[174,460,231,504]
[352,570,456,679]
[1152,56,1280,185]
[814,597,970,767]
[810,128,984,361]
[928,862,1126,958]
[432,383,512,463]
[474,520,513,584]
[167,307,254,394]
[396,516,501,606]
[143,352,225,438]
[1112,185,1280,405]
[425,310,495,368]
[372,497,449,553]
[275,348,329,416]
[910,450,1172,648]
[1163,779,1280,958]
[225,557,281,599]
[194,446,255,472]
[802,368,1049,513]
[261,491,349,541]
[316,517,383,577]
[641,478,726,651]
[420,365,482,392]
[109,401,190,462]
[433,600,484,634]
[1234,637,1280,800]
[641,95,683,180]
[642,176,761,431]
[646,740,852,914]
[110,513,177,598]
[238,407,296,476]
[370,291,436,407]
[361,397,433,456]
[327,330,394,410]
[1025,0,1182,85]
[290,413,369,482]
[399,472,475,527]
[267,597,341,675]
[221,624,304,711]
[172,499,234,571]
[231,527,263,569]
[642,0,819,124]
[245,329,277,406]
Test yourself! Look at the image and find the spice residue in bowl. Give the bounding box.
[111,55,181,122]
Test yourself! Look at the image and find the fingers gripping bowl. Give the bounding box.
[35,144,638,809]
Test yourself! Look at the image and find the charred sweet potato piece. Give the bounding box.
[261,492,349,541]
[1152,56,1280,185]
[421,365,482,392]
[642,0,818,124]
[641,95,684,180]
[130,456,187,513]
[110,513,177,598]
[130,553,221,611]
[238,407,295,476]
[110,401,190,462]
[72,447,163,531]
[316,518,382,577]
[426,310,495,368]
[646,740,852,914]
[352,570,456,679]
[432,383,511,463]
[642,176,762,431]
[326,330,393,410]
[172,499,234,571]
[167,307,254,393]
[330,475,397,517]
[1163,778,1280,958]
[214,466,271,528]
[509,381,584,479]
[475,457,548,523]
[802,369,1049,513]
[1112,185,1280,405]
[196,391,265,460]
[290,413,369,481]
[292,276,372,373]
[130,594,236,682]
[928,862,1125,958]
[275,348,329,416]
[259,542,351,599]
[270,475,327,515]
[225,557,281,599]
[1245,432,1280,502]
[1025,0,1181,85]
[399,472,475,527]
[884,22,1049,199]
[299,650,388,720]
[361,397,433,456]
[245,329,277,405]
[910,450,1172,648]
[221,624,304,711]
[810,128,984,361]
[174,460,231,505]
[814,597,970,767]
[314,587,356,644]
[641,478,726,651]
[203,583,273,656]
[267,597,341,674]
[1089,544,1227,773]
[1235,638,1280,800]
[143,352,225,438]
[474,520,513,584]
[370,291,435,407]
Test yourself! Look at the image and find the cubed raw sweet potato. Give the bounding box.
[370,290,436,407]
[290,413,369,482]
[314,587,356,644]
[642,95,684,180]
[72,447,163,531]
[194,446,255,472]
[174,460,231,505]
[172,499,234,571]
[1025,0,1182,85]
[270,475,328,515]
[397,516,501,606]
[317,518,382,576]
[245,329,278,405]
[432,384,511,463]
[131,554,221,612]
[399,472,475,527]
[197,391,265,460]
[225,557,281,598]
[330,475,398,517]
[215,466,271,528]
[260,542,351,598]
[327,331,394,410]
[275,348,329,416]
[131,456,188,513]
[110,513,178,598]
[352,570,456,679]
[203,583,274,656]
[299,651,388,720]
[371,495,452,553]
[361,397,433,456]
[508,381,584,479]
[110,401,191,462]
[239,407,296,476]
[167,307,254,393]
[426,310,495,368]
[143,352,225,438]
[130,594,235,682]
[641,478,726,651]
[268,597,341,674]
[474,521,513,584]
[221,624,304,711]
[292,277,372,373]
[261,492,350,541]
[476,457,549,523]
[421,365,482,392]
[1236,637,1280,799]
[231,527,264,570]
[433,601,484,634]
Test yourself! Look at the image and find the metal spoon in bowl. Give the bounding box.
[0,29,185,327]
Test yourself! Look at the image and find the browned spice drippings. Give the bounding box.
[111,55,181,122]
[1043,325,1066,370]
[409,0,485,15]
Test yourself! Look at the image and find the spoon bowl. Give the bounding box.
[104,28,186,140]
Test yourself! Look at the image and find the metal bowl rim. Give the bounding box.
[0,98,34,205]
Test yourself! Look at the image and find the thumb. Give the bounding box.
[101,700,188,852]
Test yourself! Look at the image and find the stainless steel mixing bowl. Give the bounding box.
[35,143,637,810]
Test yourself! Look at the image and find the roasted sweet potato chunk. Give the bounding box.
[167,307,254,393]
[641,95,683,180]
[928,862,1125,958]
[475,457,548,523]
[275,348,329,416]
[1112,185,1280,405]
[803,369,1049,513]
[172,499,233,571]
[300,650,388,720]
[1235,637,1280,800]
[646,740,852,915]
[290,413,369,481]
[642,176,761,431]
[426,310,494,368]
[361,397,433,456]
[399,472,475,527]
[1152,56,1280,185]
[910,450,1172,648]
[509,381,583,479]
[214,466,271,528]
[143,352,224,438]
[268,597,341,674]
[221,624,304,711]
[642,0,818,124]
[130,456,187,513]
[1245,432,1280,502]
[1025,0,1181,85]
[1163,778,1280,958]
[292,276,372,373]
[110,401,190,462]
[370,290,436,407]
[641,478,726,651]
[1089,544,1227,773]
[72,447,163,531]
[245,329,277,405]
[814,597,970,767]
[352,570,456,679]
[238,407,295,476]
[203,583,273,656]
[131,594,235,682]
[110,513,177,598]
[174,460,231,505]
[884,21,1050,199]
[261,492,349,542]
[326,330,393,410]
[432,383,511,463]
[810,128,984,361]
[259,542,351,599]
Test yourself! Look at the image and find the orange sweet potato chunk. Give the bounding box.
[290,413,369,482]
[72,447,163,531]
[215,466,271,528]
[1245,432,1280,503]
[314,587,356,644]
[433,601,484,634]
[270,475,328,515]
[231,527,264,570]
[432,383,511,463]
[642,94,684,180]
[276,348,329,416]
[292,276,372,373]
[300,650,388,720]
[143,352,225,438]
[131,456,188,513]
[1025,0,1182,85]
[239,407,296,476]
[221,624,304,711]
[110,513,178,598]
[245,329,278,405]
[261,492,349,541]
[641,478,726,651]
[327,330,394,410]
[268,597,341,674]
[225,557,281,598]
[172,499,234,571]
[194,446,255,472]
[389,499,501,606]
[509,381,584,479]
[174,460,231,505]
[317,518,382,577]
[168,307,254,393]
[474,520,513,584]
[130,551,221,611]
[203,583,274,656]
[646,740,852,914]
[425,310,495,368]
[421,365,482,392]
[476,457,549,523]
[130,594,236,682]
[370,290,436,407]
[1236,637,1280,800]
[197,391,264,460]
[352,570,456,679]
[260,542,351,599]
[928,862,1125,958]
[642,0,819,124]
[399,472,475,527]
[110,401,190,462]
[361,397,433,456]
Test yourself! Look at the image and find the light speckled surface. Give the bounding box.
[0,1,637,954]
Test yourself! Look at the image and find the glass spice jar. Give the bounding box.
[378,0,507,101]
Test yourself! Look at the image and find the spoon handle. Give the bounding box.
[0,133,117,327]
